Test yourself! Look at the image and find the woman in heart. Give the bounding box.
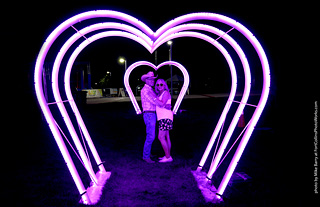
[153,79,174,163]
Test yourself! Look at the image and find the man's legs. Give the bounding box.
[143,113,156,160]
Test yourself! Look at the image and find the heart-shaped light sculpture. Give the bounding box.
[34,10,270,204]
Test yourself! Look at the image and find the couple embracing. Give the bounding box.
[141,71,173,163]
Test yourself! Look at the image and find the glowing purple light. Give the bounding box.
[34,10,270,204]
[153,28,252,178]
[52,31,152,188]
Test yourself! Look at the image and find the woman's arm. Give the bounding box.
[155,91,171,108]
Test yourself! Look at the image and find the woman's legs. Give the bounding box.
[166,130,171,156]
[158,129,170,158]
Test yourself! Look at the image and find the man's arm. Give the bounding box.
[145,90,157,104]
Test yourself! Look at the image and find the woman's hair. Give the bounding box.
[155,79,170,95]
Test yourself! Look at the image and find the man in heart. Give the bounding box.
[141,71,158,163]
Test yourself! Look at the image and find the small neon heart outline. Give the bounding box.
[124,61,190,115]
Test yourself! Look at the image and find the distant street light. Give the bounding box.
[118,57,127,70]
[167,41,173,95]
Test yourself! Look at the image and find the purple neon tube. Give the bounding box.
[154,30,251,177]
[154,13,270,197]
[156,13,270,198]
[34,11,155,204]
[54,23,154,174]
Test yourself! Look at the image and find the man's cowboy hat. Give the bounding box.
[141,71,157,82]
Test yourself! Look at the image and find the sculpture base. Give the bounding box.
[80,171,111,205]
[191,170,222,203]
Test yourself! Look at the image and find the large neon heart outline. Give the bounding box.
[61,29,239,202]
[61,28,240,199]
[34,10,270,204]
[123,61,190,115]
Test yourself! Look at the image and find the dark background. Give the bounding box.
[2,0,318,205]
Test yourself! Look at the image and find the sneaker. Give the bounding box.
[143,158,155,163]
[159,156,173,163]
[158,156,166,160]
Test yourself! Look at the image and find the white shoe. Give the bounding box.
[159,156,173,163]
[159,156,166,160]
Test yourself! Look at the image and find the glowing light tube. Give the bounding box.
[52,49,99,184]
[123,61,190,115]
[54,23,153,174]
[153,24,250,173]
[50,31,151,204]
[216,41,270,198]
[154,13,238,38]
[154,13,270,197]
[34,11,154,204]
[155,12,270,198]
[167,13,270,198]
[154,30,250,176]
